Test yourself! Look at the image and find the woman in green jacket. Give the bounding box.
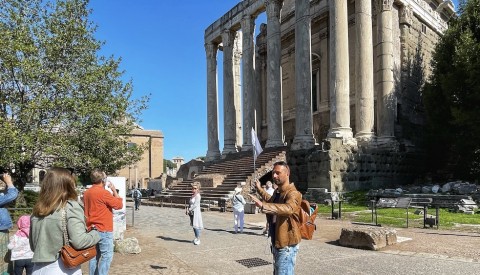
[30,168,100,275]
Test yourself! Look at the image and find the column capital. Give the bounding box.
[241,14,255,35]
[376,0,393,12]
[399,4,413,26]
[205,42,218,59]
[221,29,236,48]
[265,0,283,18]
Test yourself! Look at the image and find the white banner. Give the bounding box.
[251,128,263,160]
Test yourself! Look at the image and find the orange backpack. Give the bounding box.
[296,199,318,240]
[280,189,318,240]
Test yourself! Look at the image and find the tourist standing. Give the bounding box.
[83,169,123,275]
[249,161,302,275]
[132,188,142,210]
[185,182,203,245]
[0,172,18,275]
[8,215,34,275]
[263,181,275,235]
[30,167,99,275]
[232,187,246,233]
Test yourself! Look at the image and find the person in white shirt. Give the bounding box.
[185,182,203,245]
[263,181,275,235]
[231,187,246,233]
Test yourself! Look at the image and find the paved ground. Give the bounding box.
[83,202,480,275]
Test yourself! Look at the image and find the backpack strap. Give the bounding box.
[281,188,303,226]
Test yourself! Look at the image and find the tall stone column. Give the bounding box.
[376,0,395,139]
[205,42,220,161]
[222,29,238,155]
[241,15,255,151]
[355,0,375,140]
[233,33,243,150]
[265,0,285,148]
[291,0,316,150]
[328,0,353,139]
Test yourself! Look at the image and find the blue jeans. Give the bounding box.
[193,228,201,239]
[89,231,114,275]
[272,244,299,275]
[14,258,33,275]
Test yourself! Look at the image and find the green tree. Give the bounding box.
[163,159,175,173]
[0,0,149,188]
[423,0,480,180]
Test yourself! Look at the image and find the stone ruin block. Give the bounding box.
[376,198,398,208]
[414,209,424,215]
[339,226,397,251]
[303,188,330,204]
[115,237,141,254]
[454,199,479,213]
[194,173,226,188]
[452,183,478,195]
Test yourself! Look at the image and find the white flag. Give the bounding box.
[251,128,263,160]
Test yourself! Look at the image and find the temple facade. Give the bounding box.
[204,0,455,192]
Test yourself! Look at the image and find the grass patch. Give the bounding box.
[316,201,480,230]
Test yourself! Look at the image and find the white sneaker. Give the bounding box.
[193,239,200,245]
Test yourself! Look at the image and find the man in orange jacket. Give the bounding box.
[83,169,123,275]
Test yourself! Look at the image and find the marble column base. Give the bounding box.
[222,144,238,156]
[327,127,353,139]
[265,139,285,148]
[205,150,221,161]
[355,132,375,142]
[241,144,253,151]
[291,135,316,150]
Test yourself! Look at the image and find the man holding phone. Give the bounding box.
[83,169,122,275]
[0,172,18,274]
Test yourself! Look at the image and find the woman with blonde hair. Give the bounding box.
[185,182,203,245]
[30,167,100,275]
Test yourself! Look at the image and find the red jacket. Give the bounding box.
[83,184,123,232]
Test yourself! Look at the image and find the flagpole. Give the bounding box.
[252,141,256,193]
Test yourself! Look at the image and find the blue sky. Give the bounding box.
[88,0,459,162]
[88,1,248,162]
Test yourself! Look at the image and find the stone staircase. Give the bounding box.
[156,147,287,209]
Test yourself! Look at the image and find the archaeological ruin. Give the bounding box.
[202,0,455,194]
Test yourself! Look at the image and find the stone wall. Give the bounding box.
[289,138,424,193]
[176,159,205,180]
[195,173,226,188]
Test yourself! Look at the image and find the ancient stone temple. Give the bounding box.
[204,0,455,192]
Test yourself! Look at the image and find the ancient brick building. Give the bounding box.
[116,129,164,189]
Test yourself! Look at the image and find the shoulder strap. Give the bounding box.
[62,207,69,246]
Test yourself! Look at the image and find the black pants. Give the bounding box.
[134,198,141,210]
[14,258,33,275]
